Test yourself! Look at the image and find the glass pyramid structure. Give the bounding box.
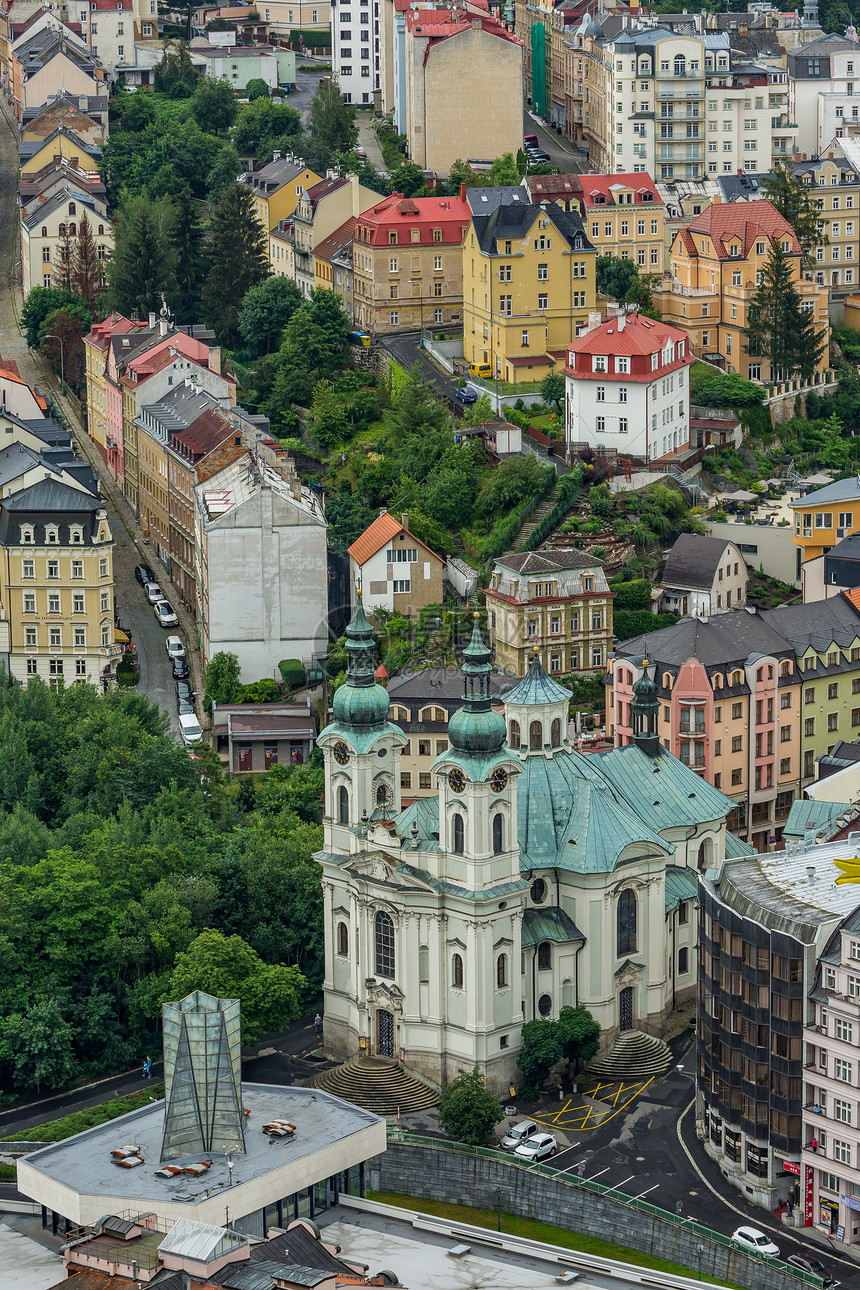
[160,990,246,1162]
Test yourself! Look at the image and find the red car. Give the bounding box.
[524,134,539,146]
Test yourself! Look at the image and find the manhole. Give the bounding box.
[635,1156,645,1161]
[613,1155,626,1164]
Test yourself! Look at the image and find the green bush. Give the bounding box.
[241,678,281,703]
[115,652,138,688]
[4,1087,164,1142]
[290,27,331,45]
[279,658,306,689]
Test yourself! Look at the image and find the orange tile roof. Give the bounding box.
[845,587,860,613]
[347,511,443,566]
[683,199,800,259]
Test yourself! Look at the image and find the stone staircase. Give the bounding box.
[584,1030,673,1081]
[309,1056,440,1116]
[516,484,558,547]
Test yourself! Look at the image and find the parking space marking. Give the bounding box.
[606,1174,635,1192]
[633,1184,660,1199]
[587,1167,610,1180]
[533,1076,656,1132]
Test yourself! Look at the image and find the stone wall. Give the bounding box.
[370,1143,809,1290]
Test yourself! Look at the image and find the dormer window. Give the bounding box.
[593,355,607,372]
[69,525,83,544]
[20,525,34,544]
[45,525,59,544]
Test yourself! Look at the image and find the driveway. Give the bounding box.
[380,331,463,405]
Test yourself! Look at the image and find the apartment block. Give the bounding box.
[21,183,111,296]
[291,174,379,297]
[655,199,829,380]
[330,0,381,106]
[787,31,860,158]
[241,153,322,234]
[485,548,614,677]
[352,191,469,335]
[463,199,597,385]
[577,172,665,273]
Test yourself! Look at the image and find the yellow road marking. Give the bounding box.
[532,1076,657,1134]
[548,1098,573,1124]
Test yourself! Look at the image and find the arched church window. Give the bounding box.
[538,941,552,971]
[529,720,543,749]
[375,911,395,978]
[337,785,349,824]
[551,718,561,747]
[496,953,508,988]
[509,719,520,746]
[492,812,504,854]
[452,953,464,988]
[617,888,637,957]
[452,812,465,854]
[337,921,349,956]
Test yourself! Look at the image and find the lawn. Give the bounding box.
[2,1086,164,1143]
[368,1191,743,1288]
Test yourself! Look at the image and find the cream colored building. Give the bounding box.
[21,188,110,295]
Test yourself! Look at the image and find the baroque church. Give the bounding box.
[314,596,736,1091]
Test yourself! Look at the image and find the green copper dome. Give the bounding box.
[332,594,391,728]
[448,617,506,754]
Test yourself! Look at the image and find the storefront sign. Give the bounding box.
[805,1163,815,1227]
[841,1194,860,1212]
[837,1225,846,1242]
[776,1157,801,1176]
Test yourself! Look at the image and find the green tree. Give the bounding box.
[170,186,205,326]
[204,651,242,713]
[107,193,177,319]
[476,454,549,517]
[71,212,102,314]
[238,276,303,354]
[388,161,431,197]
[438,1067,505,1145]
[39,306,90,392]
[610,577,652,610]
[307,381,349,451]
[540,369,565,412]
[190,75,238,134]
[0,998,79,1091]
[746,239,826,382]
[21,286,85,349]
[516,148,528,178]
[517,1018,563,1093]
[446,157,477,195]
[201,183,269,345]
[153,38,199,97]
[233,97,301,157]
[167,929,306,1043]
[307,75,357,167]
[245,76,270,101]
[761,160,827,269]
[206,143,242,203]
[488,151,520,186]
[557,1005,600,1073]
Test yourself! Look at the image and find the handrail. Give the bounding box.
[384,1129,824,1288]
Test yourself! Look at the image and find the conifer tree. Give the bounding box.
[760,160,826,269]
[745,238,826,382]
[72,211,102,314]
[107,194,177,319]
[57,224,75,292]
[201,183,269,345]
[170,186,205,326]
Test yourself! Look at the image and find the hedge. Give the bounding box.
[290,28,331,45]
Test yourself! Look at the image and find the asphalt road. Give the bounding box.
[522,110,591,174]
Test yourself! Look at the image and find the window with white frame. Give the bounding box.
[837,1017,853,1042]
[835,1057,853,1082]
[835,1098,853,1124]
[835,1139,852,1165]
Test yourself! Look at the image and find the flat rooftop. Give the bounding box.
[20,1084,381,1206]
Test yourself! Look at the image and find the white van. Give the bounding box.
[178,713,202,746]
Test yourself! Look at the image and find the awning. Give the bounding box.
[114,628,130,644]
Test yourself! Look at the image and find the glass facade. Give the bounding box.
[161,990,246,1162]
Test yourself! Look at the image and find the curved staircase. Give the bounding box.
[584,1030,672,1081]
[310,1056,439,1116]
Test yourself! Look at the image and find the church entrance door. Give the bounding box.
[619,986,634,1032]
[377,1009,394,1057]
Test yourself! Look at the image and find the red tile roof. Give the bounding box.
[348,511,443,565]
[682,199,800,259]
[567,311,689,359]
[578,172,661,208]
[355,192,470,247]
[84,313,143,353]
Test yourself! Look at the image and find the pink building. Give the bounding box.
[803,908,860,1245]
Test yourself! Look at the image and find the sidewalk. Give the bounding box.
[356,115,386,171]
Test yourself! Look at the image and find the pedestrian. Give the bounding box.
[811,1138,818,1153]
[143,1056,152,1079]
[314,1012,322,1037]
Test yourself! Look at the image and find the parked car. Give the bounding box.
[524,133,539,146]
[731,1227,780,1258]
[528,151,552,165]
[135,563,155,586]
[356,146,367,159]
[500,1120,540,1152]
[177,698,195,716]
[178,712,203,745]
[467,362,492,379]
[514,1132,557,1162]
[786,1253,834,1285]
[171,657,189,680]
[154,600,179,627]
[165,635,185,661]
[144,581,164,604]
[175,680,194,710]
[455,385,478,405]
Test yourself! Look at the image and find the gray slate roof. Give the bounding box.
[464,185,526,216]
[470,202,592,256]
[789,476,860,508]
[496,549,602,574]
[387,667,515,703]
[615,610,792,669]
[662,532,734,591]
[761,595,860,652]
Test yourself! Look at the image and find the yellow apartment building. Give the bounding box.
[790,478,860,567]
[240,153,322,233]
[577,171,664,274]
[20,128,100,176]
[463,199,597,385]
[655,198,829,380]
[485,548,614,676]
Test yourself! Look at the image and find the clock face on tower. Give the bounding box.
[490,767,508,793]
[376,780,394,811]
[333,741,350,766]
[448,768,466,794]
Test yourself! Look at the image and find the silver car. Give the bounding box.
[500,1119,539,1152]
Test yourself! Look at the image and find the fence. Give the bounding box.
[373,1133,823,1290]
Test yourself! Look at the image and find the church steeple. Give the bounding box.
[448,616,506,754]
[631,659,660,756]
[331,592,391,728]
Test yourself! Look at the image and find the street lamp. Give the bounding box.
[44,333,65,395]
[493,1186,503,1232]
[696,1243,704,1281]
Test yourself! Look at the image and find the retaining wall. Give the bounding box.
[370,1142,812,1290]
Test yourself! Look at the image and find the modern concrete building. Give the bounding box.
[787,31,860,159]
[486,548,614,677]
[792,475,860,581]
[331,0,381,106]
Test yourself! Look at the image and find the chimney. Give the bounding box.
[351,171,361,217]
[208,345,221,375]
[401,511,409,529]
[807,865,816,882]
[159,316,168,337]
[272,150,281,161]
[148,311,156,328]
[461,182,466,202]
[379,506,388,516]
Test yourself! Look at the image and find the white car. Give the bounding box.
[165,635,185,660]
[513,1132,557,1162]
[178,712,203,745]
[731,1226,780,1258]
[144,581,164,605]
[154,600,179,627]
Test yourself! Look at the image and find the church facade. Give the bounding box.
[314,598,736,1091]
